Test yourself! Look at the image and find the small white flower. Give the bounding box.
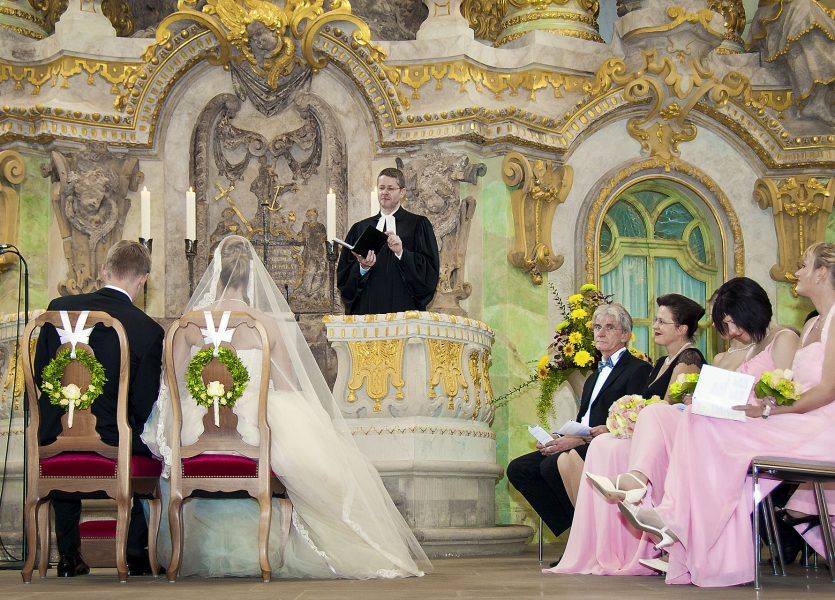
[206,380,225,398]
[62,383,82,401]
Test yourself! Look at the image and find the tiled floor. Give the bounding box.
[1,549,833,599]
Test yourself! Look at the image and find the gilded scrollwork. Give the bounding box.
[468,350,482,418]
[753,175,835,284]
[502,152,572,285]
[346,339,406,412]
[0,57,140,96]
[427,339,468,409]
[587,48,756,166]
[0,151,25,273]
[706,0,746,46]
[461,0,507,41]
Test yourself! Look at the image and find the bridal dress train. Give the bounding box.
[141,236,430,579]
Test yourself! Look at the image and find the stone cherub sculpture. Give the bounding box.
[397,152,486,316]
[41,145,142,295]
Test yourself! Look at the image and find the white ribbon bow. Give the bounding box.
[201,311,233,357]
[57,310,93,359]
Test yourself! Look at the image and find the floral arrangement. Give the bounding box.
[186,347,250,426]
[496,283,619,425]
[754,369,800,406]
[40,347,107,428]
[606,394,663,438]
[668,372,699,403]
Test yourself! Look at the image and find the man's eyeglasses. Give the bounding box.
[377,186,402,193]
[592,323,623,333]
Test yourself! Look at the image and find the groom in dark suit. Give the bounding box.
[34,240,164,577]
[506,303,651,547]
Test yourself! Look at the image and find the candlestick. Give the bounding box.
[186,187,196,240]
[184,238,198,297]
[138,237,152,311]
[326,188,336,241]
[371,187,379,215]
[140,186,151,240]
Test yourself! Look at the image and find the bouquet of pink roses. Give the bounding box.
[606,394,663,439]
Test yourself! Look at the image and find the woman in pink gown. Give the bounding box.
[623,243,835,586]
[547,278,798,577]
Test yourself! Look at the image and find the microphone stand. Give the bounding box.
[0,245,28,569]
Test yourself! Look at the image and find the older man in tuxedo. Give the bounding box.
[34,240,164,577]
[506,303,651,557]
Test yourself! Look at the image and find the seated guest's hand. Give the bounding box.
[589,425,608,437]
[537,435,584,455]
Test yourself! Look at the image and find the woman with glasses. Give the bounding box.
[547,294,705,575]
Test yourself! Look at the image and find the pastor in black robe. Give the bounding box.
[337,207,440,315]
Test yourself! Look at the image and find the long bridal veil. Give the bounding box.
[142,235,430,578]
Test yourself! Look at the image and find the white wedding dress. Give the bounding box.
[141,235,429,579]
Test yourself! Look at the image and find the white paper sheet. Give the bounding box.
[528,425,554,445]
[555,420,593,437]
[691,364,756,421]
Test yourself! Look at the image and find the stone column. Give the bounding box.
[416,0,474,40]
[326,311,532,557]
[496,0,603,46]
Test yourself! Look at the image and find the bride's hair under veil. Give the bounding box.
[143,234,431,577]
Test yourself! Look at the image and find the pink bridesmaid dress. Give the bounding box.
[656,309,835,587]
[549,343,778,576]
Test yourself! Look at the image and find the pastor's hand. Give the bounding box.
[386,231,403,257]
[354,250,376,269]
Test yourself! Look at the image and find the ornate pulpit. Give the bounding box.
[325,311,531,557]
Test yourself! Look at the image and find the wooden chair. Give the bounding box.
[20,311,163,583]
[165,311,292,582]
[751,456,835,589]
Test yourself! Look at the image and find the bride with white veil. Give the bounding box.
[142,235,430,578]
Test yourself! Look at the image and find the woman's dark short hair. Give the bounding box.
[657,294,704,339]
[711,277,772,343]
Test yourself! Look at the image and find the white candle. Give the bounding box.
[371,187,379,215]
[140,186,151,240]
[68,400,74,429]
[213,398,219,427]
[186,187,197,240]
[326,188,336,241]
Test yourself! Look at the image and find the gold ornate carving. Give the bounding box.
[706,0,746,45]
[622,5,725,41]
[468,350,482,418]
[427,339,468,409]
[502,152,572,284]
[101,0,134,36]
[501,9,597,28]
[0,57,139,95]
[753,175,835,284]
[587,49,755,167]
[496,27,603,45]
[346,339,406,412]
[584,158,743,283]
[0,5,47,28]
[0,150,25,273]
[461,0,507,41]
[28,0,67,32]
[481,351,493,406]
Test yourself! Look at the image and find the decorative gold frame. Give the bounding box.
[0,150,25,272]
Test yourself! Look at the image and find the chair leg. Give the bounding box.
[538,517,544,563]
[764,494,786,576]
[167,492,184,583]
[275,497,293,569]
[258,493,272,583]
[37,501,50,577]
[21,497,41,583]
[115,496,131,582]
[147,491,162,577]
[813,482,835,582]
[752,470,762,590]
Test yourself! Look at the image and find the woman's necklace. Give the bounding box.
[726,342,755,354]
[664,342,694,366]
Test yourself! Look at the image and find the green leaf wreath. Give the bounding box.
[185,347,250,409]
[40,347,107,411]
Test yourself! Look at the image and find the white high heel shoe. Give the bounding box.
[586,472,648,504]
[618,502,679,550]
[639,557,668,574]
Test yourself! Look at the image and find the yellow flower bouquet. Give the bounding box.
[668,372,699,403]
[754,369,801,406]
[606,394,663,438]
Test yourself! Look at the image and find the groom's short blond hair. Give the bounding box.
[104,240,151,280]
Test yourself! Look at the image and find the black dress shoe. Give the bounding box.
[127,554,163,577]
[56,553,90,577]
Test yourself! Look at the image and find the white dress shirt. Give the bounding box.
[579,346,627,427]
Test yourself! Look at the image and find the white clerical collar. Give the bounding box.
[104,284,133,302]
[376,206,399,235]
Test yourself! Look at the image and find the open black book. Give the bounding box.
[333,225,388,257]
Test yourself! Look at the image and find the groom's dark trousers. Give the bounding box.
[34,287,164,558]
[506,351,651,537]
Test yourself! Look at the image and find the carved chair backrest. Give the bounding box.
[165,311,272,468]
[21,310,130,464]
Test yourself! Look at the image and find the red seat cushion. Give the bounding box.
[79,519,116,539]
[39,453,163,478]
[181,454,260,478]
